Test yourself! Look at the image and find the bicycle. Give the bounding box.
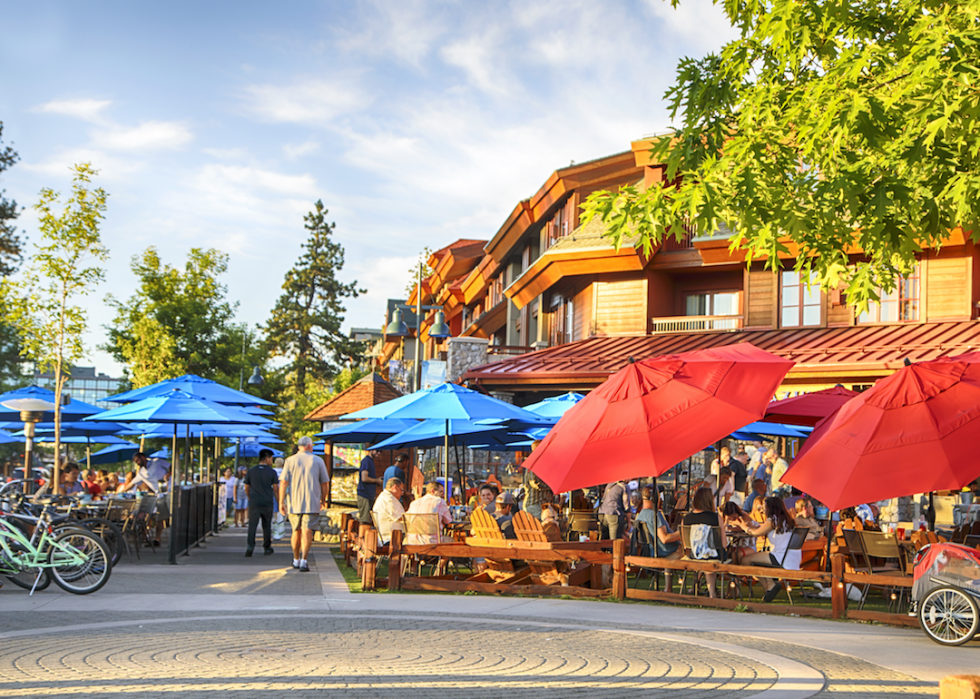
[0,494,112,594]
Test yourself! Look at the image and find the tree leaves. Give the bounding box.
[586,0,980,309]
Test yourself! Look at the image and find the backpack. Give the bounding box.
[690,523,718,560]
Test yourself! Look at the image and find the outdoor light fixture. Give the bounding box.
[1,397,56,496]
[247,366,264,386]
[384,308,409,337]
[428,310,451,339]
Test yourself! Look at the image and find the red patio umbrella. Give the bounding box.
[762,385,858,427]
[782,355,980,511]
[522,343,795,493]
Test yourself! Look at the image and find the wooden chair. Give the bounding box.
[466,508,518,581]
[512,511,564,585]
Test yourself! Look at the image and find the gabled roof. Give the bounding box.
[303,373,402,422]
[463,321,980,389]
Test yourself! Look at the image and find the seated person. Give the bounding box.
[793,498,823,541]
[734,496,801,603]
[405,481,452,545]
[634,486,681,559]
[494,491,518,539]
[540,505,562,543]
[743,478,767,513]
[682,487,728,598]
[475,484,498,515]
[371,477,406,544]
[722,501,757,562]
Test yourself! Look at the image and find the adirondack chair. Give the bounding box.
[466,508,520,582]
[512,511,564,585]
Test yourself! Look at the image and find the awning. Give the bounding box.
[463,321,980,390]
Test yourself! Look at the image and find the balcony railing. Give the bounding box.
[651,315,743,334]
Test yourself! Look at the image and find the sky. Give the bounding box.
[0,0,738,376]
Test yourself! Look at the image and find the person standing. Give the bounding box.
[220,468,236,523]
[383,453,408,486]
[357,448,383,525]
[244,449,280,557]
[597,480,631,540]
[279,436,330,572]
[521,441,554,519]
[234,467,249,528]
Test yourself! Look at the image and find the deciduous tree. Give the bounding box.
[0,123,25,389]
[265,200,363,395]
[0,163,109,492]
[584,0,980,308]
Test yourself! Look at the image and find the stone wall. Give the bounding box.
[447,337,489,383]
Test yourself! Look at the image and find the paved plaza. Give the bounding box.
[0,527,976,698]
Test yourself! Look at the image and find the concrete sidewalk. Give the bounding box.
[1,524,975,696]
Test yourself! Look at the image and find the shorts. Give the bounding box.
[289,512,320,531]
[235,496,248,510]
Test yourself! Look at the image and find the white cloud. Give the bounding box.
[243,77,373,125]
[283,140,320,159]
[334,0,447,67]
[21,147,144,179]
[92,121,193,151]
[641,0,740,53]
[440,29,510,96]
[33,98,112,123]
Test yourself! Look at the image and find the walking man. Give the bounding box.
[279,436,330,572]
[244,448,280,557]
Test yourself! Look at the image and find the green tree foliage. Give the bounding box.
[405,246,434,297]
[584,0,980,309]
[0,123,26,389]
[265,200,364,395]
[0,163,109,490]
[105,247,242,386]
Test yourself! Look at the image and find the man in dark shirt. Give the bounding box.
[494,492,518,539]
[597,480,631,540]
[357,449,383,524]
[243,449,280,557]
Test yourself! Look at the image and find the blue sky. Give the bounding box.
[1,1,737,375]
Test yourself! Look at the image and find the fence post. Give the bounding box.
[831,553,846,619]
[362,527,378,591]
[389,528,402,591]
[612,539,627,599]
[340,513,350,562]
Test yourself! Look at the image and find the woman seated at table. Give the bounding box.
[104,472,121,493]
[722,501,757,562]
[682,487,727,598]
[635,486,681,558]
[793,498,823,541]
[734,496,801,603]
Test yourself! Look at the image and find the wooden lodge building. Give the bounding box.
[379,140,980,405]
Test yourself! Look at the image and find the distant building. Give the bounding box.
[33,366,124,408]
[348,327,382,343]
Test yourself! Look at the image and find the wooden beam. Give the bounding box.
[627,588,835,619]
[626,556,833,582]
[401,577,611,598]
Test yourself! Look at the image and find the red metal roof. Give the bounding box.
[463,321,980,387]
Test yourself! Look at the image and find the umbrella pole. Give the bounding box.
[444,419,450,504]
[199,432,205,484]
[824,514,834,572]
[86,436,91,472]
[169,424,179,565]
[140,434,145,453]
[453,438,464,508]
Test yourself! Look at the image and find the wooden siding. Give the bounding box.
[925,255,972,320]
[573,283,593,341]
[827,288,853,327]
[593,278,647,335]
[745,267,776,328]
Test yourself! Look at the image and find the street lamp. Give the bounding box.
[384,263,453,392]
[1,398,55,495]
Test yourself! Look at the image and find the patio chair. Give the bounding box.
[630,519,671,592]
[679,524,725,597]
[843,529,907,611]
[749,526,809,604]
[402,512,447,576]
[566,509,598,541]
[122,495,158,560]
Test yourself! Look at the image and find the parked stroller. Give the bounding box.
[912,542,980,646]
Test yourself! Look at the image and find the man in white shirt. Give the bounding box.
[405,481,452,544]
[765,449,790,494]
[279,436,329,573]
[372,477,406,544]
[118,452,170,494]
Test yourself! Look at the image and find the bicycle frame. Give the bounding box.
[0,511,91,572]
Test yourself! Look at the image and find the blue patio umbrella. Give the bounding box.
[522,392,587,418]
[0,431,21,444]
[86,389,268,426]
[105,374,275,407]
[32,421,130,437]
[0,386,103,421]
[33,434,132,445]
[222,442,283,459]
[88,442,140,465]
[342,382,542,495]
[370,419,520,450]
[730,421,812,440]
[315,418,420,444]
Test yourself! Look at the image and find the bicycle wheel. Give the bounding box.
[78,517,123,567]
[918,585,980,646]
[1,542,51,591]
[47,530,112,594]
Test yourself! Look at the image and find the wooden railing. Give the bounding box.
[651,315,743,334]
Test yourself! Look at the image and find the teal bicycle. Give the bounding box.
[0,483,112,595]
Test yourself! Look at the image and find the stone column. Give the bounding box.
[446,337,489,383]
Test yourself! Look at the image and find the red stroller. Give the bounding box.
[913,542,980,646]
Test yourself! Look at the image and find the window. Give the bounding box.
[781,270,822,327]
[857,267,920,324]
[549,296,574,346]
[685,291,739,316]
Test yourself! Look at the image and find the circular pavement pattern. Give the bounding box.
[0,613,934,698]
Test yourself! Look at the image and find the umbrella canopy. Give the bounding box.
[88,442,140,465]
[730,421,812,440]
[341,382,540,422]
[783,355,980,511]
[315,418,420,443]
[0,431,22,444]
[31,421,129,438]
[118,422,279,439]
[370,419,525,450]
[33,434,133,445]
[762,385,858,427]
[105,374,275,407]
[522,343,795,492]
[522,392,587,418]
[222,442,283,458]
[85,389,268,425]
[0,386,103,421]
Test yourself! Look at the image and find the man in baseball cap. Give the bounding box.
[494,491,518,540]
